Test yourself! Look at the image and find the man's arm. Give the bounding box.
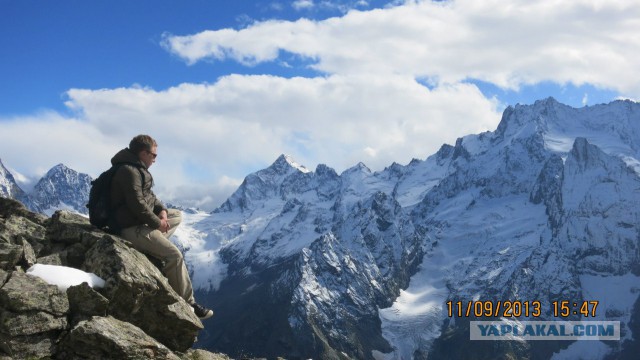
[152,193,168,216]
[152,191,170,232]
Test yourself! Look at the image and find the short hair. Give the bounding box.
[129,134,157,154]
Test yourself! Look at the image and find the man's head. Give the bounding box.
[129,134,158,168]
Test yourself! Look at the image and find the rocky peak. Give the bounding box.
[30,163,92,216]
[354,162,371,173]
[314,163,338,179]
[566,137,609,173]
[313,164,341,200]
[341,162,372,179]
[451,137,471,161]
[45,163,73,176]
[381,162,405,180]
[0,158,26,200]
[569,137,594,162]
[270,154,311,175]
[0,197,227,360]
[0,160,92,216]
[435,144,454,162]
[494,97,564,140]
[214,155,313,213]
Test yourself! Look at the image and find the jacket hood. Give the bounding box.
[111,148,147,168]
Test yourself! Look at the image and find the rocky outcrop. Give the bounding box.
[0,197,225,360]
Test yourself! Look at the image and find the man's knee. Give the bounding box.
[168,208,182,225]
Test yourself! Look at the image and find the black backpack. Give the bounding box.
[87,162,144,233]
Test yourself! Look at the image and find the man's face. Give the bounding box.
[140,145,157,168]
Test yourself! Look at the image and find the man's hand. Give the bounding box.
[158,210,170,232]
[159,218,171,233]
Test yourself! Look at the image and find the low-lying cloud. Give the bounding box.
[0,74,500,210]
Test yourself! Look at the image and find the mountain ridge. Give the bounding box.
[2,97,639,359]
[0,160,91,216]
[178,97,640,359]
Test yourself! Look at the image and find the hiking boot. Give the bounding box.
[191,303,214,320]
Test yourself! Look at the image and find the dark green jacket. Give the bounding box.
[109,148,166,231]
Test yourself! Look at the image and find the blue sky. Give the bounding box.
[2,0,387,115]
[3,1,292,114]
[1,0,638,210]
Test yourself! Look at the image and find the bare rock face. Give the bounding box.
[0,271,68,358]
[66,282,109,324]
[83,234,203,351]
[0,197,221,359]
[57,316,180,360]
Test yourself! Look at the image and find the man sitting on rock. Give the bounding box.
[109,134,213,320]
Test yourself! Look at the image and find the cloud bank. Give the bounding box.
[0,74,500,210]
[4,0,638,210]
[163,0,640,94]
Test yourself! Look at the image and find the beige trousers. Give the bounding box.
[120,208,195,304]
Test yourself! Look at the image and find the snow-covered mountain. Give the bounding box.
[29,163,92,216]
[2,98,638,359]
[0,162,91,216]
[0,158,26,200]
[173,98,640,360]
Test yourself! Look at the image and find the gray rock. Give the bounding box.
[20,239,36,267]
[0,243,22,271]
[83,235,203,352]
[57,316,181,360]
[0,309,67,336]
[0,331,59,359]
[0,213,49,265]
[0,269,8,286]
[0,197,48,227]
[62,242,89,268]
[67,282,109,323]
[0,214,46,245]
[0,271,69,315]
[180,349,232,360]
[47,210,94,245]
[37,253,64,266]
[0,203,222,358]
[0,271,69,359]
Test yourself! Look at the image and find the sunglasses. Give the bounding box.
[147,150,158,159]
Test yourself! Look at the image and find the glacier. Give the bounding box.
[173,98,640,359]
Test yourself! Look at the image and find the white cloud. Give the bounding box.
[14,0,637,211]
[0,111,119,179]
[293,0,315,11]
[0,74,501,210]
[163,0,640,96]
[292,0,371,13]
[270,2,285,11]
[5,166,35,192]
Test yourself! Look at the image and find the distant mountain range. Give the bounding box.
[173,98,640,359]
[2,98,639,359]
[0,161,91,216]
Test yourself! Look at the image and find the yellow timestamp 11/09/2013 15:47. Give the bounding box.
[446,300,599,318]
